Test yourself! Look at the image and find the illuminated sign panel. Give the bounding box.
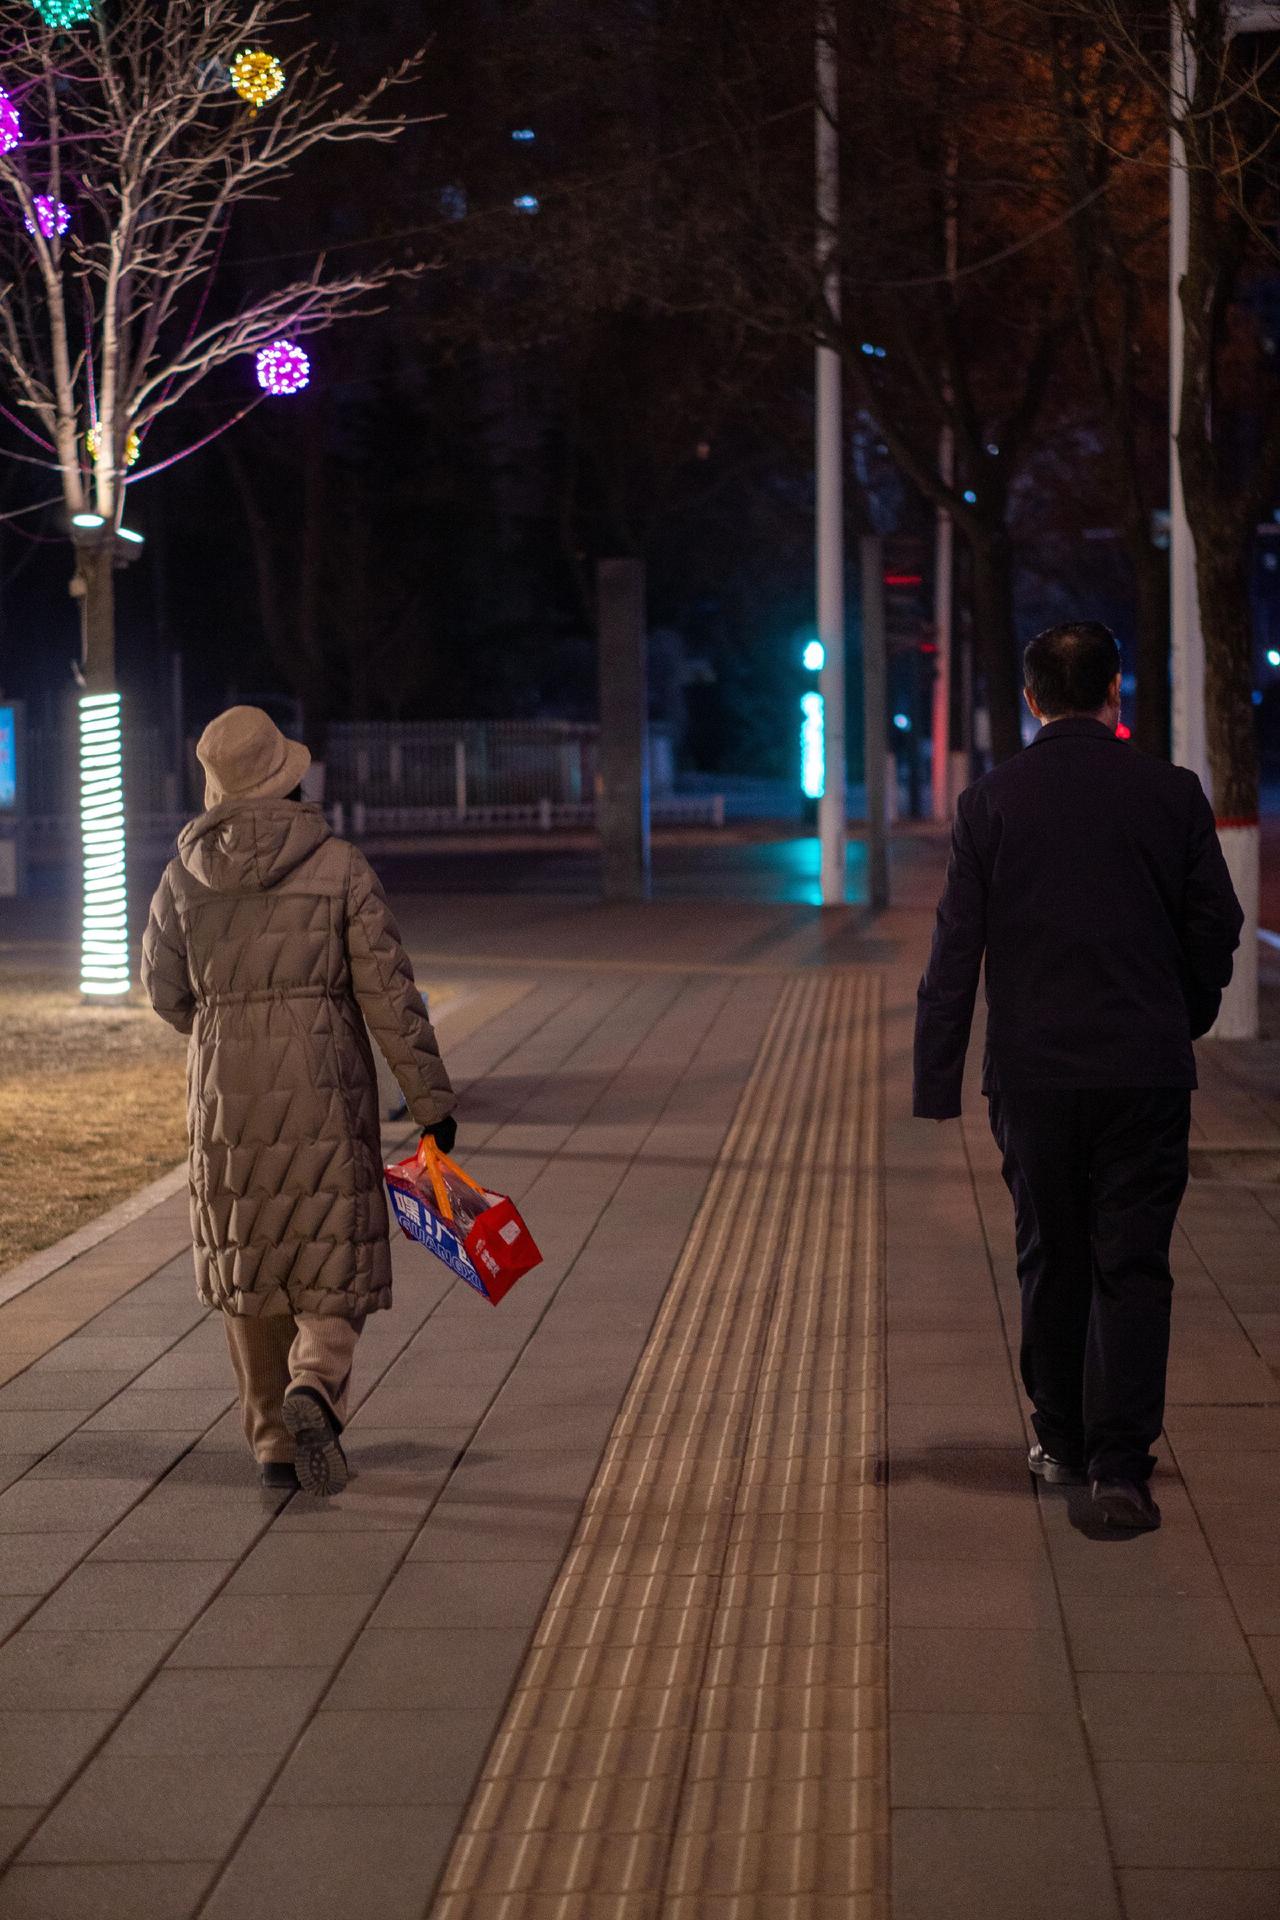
[0,707,15,810]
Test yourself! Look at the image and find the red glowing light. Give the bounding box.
[1116,722,1131,740]
[883,573,923,587]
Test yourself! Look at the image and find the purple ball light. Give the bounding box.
[0,90,22,156]
[24,195,70,239]
[255,339,310,396]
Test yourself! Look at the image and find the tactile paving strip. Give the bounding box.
[431,972,886,1919]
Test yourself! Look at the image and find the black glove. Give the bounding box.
[420,1115,457,1156]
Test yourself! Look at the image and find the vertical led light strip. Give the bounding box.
[78,691,130,997]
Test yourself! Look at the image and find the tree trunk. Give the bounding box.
[1196,531,1258,823]
[74,538,115,692]
[1128,528,1170,759]
[968,532,1022,762]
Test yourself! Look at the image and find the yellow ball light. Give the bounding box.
[86,423,140,469]
[230,49,285,111]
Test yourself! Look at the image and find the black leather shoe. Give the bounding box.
[1091,1478,1161,1531]
[260,1461,299,1493]
[282,1386,349,1497]
[1028,1443,1086,1486]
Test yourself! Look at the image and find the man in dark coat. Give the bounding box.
[914,622,1243,1530]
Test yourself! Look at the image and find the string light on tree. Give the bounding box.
[77,692,129,999]
[255,338,310,395]
[33,0,95,26]
[24,195,70,238]
[229,49,285,110]
[86,423,141,468]
[0,89,22,154]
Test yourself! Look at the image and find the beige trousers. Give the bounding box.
[223,1312,364,1465]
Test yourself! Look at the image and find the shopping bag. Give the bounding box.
[384,1136,542,1305]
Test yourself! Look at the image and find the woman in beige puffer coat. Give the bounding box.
[142,706,455,1496]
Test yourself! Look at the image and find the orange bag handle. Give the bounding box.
[415,1134,489,1224]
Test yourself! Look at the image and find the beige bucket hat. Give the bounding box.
[196,706,311,808]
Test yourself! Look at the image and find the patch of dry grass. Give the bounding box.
[0,975,187,1274]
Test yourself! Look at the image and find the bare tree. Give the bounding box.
[0,0,425,991]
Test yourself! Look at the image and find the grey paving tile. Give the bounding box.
[441,1447,606,1507]
[130,1348,236,1391]
[1097,1760,1280,1868]
[83,1389,233,1433]
[0,1460,38,1499]
[0,1810,38,1870]
[1118,1869,1280,1920]
[1176,1450,1280,1503]
[90,1499,275,1563]
[0,1372,135,1412]
[889,1363,1018,1407]
[108,1667,328,1756]
[32,1337,172,1374]
[199,1803,463,1920]
[1194,1500,1280,1567]
[0,1411,84,1456]
[26,1559,230,1632]
[0,1861,213,1920]
[326,1627,528,1712]
[271,1473,446,1535]
[0,1478,139,1536]
[890,1628,1074,1715]
[476,1400,619,1454]
[0,1711,111,1805]
[887,1403,1020,1452]
[0,1630,173,1709]
[271,1708,492,1807]
[223,1531,411,1597]
[890,1710,1095,1810]
[25,1431,195,1482]
[1219,1562,1280,1634]
[21,1750,278,1862]
[407,1498,580,1564]
[348,1384,497,1428]
[1060,1594,1253,1673]
[166,1591,371,1669]
[1165,1407,1280,1451]
[1076,1670,1280,1764]
[888,1556,1058,1631]
[0,1531,99,1596]
[887,1481,1043,1562]
[892,1808,1120,1920]
[371,1557,560,1633]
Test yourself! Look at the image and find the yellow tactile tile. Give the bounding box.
[428,973,887,1916]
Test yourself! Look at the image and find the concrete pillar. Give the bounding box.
[596,557,651,901]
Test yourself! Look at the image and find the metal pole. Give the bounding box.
[861,534,890,909]
[932,0,960,824]
[816,2,847,905]
[1170,3,1209,788]
[596,556,651,901]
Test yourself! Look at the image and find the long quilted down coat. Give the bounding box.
[141,800,455,1321]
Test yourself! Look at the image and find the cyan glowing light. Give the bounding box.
[116,526,144,545]
[34,0,95,24]
[72,511,105,529]
[802,639,825,672]
[893,711,911,731]
[255,339,310,395]
[25,195,70,239]
[800,690,825,800]
[0,90,22,155]
[511,128,535,141]
[513,194,540,212]
[1267,649,1280,668]
[78,692,129,998]
[963,488,977,503]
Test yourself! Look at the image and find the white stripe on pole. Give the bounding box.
[79,692,129,998]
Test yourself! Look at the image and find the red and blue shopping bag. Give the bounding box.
[385,1136,541,1305]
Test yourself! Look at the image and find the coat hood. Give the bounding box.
[178,799,332,893]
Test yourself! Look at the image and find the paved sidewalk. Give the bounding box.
[0,840,1277,1918]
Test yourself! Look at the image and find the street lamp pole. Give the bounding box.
[816,1,847,906]
[1169,4,1209,789]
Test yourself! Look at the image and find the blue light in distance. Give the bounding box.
[1268,649,1280,667]
[963,488,977,504]
[802,638,825,672]
[893,711,911,732]
[800,691,825,799]
[513,194,540,212]
[511,128,535,141]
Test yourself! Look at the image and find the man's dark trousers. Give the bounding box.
[988,1086,1191,1483]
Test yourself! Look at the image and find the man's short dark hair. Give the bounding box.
[1023,621,1122,717]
